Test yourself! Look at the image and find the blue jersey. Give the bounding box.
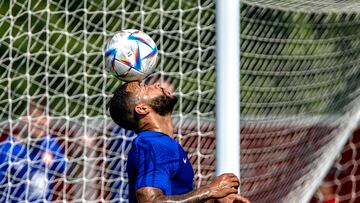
[0,135,67,202]
[127,131,194,203]
[106,127,136,201]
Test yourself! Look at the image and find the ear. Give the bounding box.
[134,103,150,115]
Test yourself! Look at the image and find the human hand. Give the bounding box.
[208,173,240,198]
[216,194,250,203]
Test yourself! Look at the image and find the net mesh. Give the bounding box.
[1,0,360,202]
[310,126,360,203]
[239,2,360,202]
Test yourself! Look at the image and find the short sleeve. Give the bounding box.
[0,142,10,184]
[46,137,67,174]
[0,141,11,201]
[133,138,179,194]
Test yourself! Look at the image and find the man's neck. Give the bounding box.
[139,113,174,136]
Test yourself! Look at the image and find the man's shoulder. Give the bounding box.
[0,137,26,160]
[37,135,66,157]
[133,131,178,149]
[38,134,61,146]
[131,131,181,161]
[0,137,24,149]
[0,139,12,158]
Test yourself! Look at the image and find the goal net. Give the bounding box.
[1,0,360,202]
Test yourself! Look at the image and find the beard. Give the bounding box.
[148,88,178,116]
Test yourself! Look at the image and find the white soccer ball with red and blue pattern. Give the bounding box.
[105,29,158,81]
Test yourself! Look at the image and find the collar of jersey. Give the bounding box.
[138,131,170,137]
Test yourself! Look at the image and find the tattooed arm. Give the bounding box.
[136,173,242,203]
[136,187,211,203]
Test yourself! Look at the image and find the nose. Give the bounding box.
[153,82,161,89]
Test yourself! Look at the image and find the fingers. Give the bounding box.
[210,173,242,198]
[218,173,240,192]
[236,196,250,203]
[221,174,239,188]
[221,173,240,183]
[228,194,250,203]
[228,181,239,189]
[223,188,238,195]
[221,173,239,179]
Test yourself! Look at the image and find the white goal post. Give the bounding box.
[215,0,240,177]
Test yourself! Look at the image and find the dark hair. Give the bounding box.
[109,83,138,131]
[148,92,178,116]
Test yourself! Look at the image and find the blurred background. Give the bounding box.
[1,0,360,202]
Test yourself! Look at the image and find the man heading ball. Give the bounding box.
[109,81,249,203]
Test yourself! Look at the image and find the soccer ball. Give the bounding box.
[104,29,158,81]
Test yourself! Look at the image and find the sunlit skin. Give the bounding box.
[125,80,250,203]
[126,81,174,136]
[19,111,49,141]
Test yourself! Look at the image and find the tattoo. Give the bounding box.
[136,186,212,203]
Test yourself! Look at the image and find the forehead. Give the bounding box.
[27,102,46,116]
